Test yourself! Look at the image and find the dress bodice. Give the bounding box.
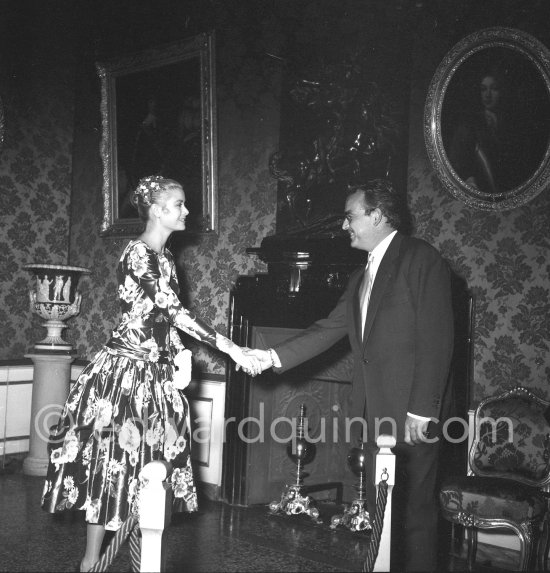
[105,239,217,362]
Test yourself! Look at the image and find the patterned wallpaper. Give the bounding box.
[1,1,548,405]
[407,21,550,402]
[0,8,75,358]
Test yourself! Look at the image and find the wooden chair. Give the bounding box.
[439,386,550,571]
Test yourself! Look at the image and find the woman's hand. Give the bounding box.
[243,348,276,371]
[216,334,261,376]
[230,346,262,377]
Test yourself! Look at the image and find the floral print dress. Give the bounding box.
[42,239,225,530]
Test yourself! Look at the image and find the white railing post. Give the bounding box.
[139,460,172,573]
[373,434,396,572]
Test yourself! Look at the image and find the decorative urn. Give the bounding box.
[23,264,90,351]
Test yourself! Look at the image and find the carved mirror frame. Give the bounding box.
[97,31,217,236]
[425,27,550,210]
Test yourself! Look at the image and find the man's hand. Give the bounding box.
[404,415,433,445]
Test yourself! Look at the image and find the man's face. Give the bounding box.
[480,75,500,112]
[342,191,375,252]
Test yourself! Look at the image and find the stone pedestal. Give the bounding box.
[23,352,75,476]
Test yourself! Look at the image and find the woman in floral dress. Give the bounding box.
[41,176,261,572]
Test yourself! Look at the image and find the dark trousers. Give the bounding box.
[366,441,440,572]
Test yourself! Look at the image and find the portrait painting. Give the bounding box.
[425,27,550,210]
[97,31,217,236]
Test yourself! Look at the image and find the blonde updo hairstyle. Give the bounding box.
[131,175,183,222]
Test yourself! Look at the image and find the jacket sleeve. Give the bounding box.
[406,248,454,418]
[272,276,355,373]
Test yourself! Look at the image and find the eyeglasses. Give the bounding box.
[343,208,375,225]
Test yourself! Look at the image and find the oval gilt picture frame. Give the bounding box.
[425,27,550,210]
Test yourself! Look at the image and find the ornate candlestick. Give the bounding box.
[330,441,372,533]
[269,404,322,524]
[23,264,90,351]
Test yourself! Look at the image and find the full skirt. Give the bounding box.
[41,347,198,530]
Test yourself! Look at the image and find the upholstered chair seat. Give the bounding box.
[439,386,550,571]
[441,475,547,525]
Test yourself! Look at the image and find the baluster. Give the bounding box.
[139,461,173,573]
[372,434,396,572]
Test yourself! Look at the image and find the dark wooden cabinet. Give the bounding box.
[222,237,364,506]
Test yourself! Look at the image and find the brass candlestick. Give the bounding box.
[269,404,322,524]
[330,441,372,533]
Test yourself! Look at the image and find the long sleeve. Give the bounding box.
[272,279,351,372]
[123,241,224,350]
[406,247,454,417]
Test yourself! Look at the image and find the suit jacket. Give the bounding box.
[273,232,454,443]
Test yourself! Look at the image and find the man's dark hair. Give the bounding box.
[348,178,411,233]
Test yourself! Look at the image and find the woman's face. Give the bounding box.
[157,185,189,232]
[480,75,501,111]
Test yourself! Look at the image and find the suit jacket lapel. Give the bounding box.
[362,233,402,346]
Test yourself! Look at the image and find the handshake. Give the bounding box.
[216,335,279,378]
[234,347,280,377]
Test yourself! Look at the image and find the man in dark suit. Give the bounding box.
[248,179,454,571]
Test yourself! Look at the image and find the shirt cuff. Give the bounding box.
[407,412,431,422]
[269,348,282,368]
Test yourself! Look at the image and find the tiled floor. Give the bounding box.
[0,456,521,572]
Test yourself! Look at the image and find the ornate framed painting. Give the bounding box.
[97,31,218,236]
[425,27,550,210]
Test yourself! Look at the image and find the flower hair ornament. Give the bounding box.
[134,175,164,206]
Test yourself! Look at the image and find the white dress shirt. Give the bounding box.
[360,230,397,333]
